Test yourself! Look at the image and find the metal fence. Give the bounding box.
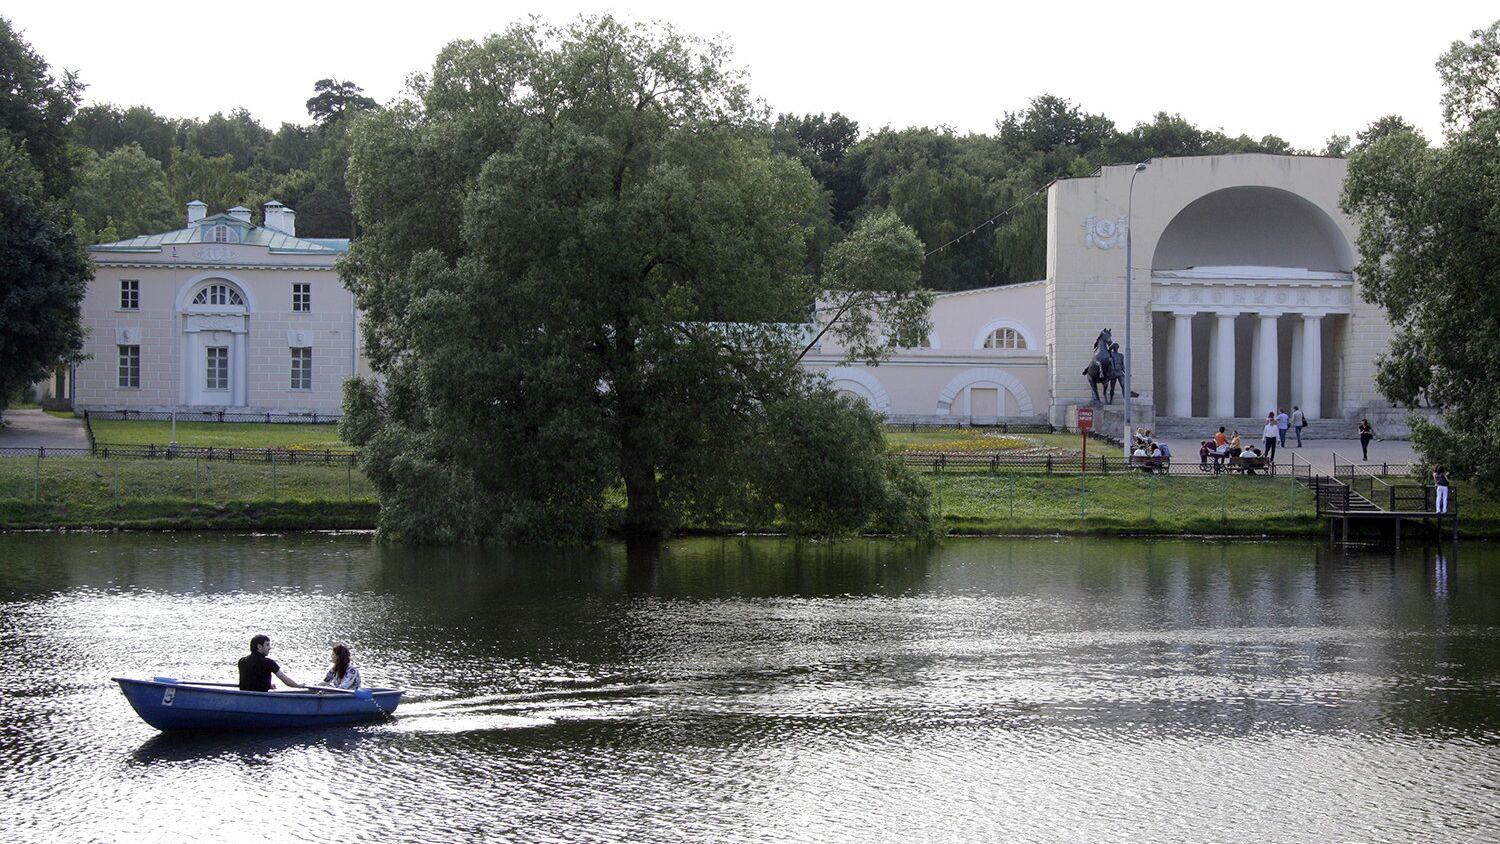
[0,444,358,465]
[898,451,1310,477]
[0,453,374,507]
[84,409,340,424]
[928,467,1320,524]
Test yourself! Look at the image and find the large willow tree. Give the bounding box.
[340,16,932,543]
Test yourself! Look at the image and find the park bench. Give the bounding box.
[1128,456,1170,473]
[1227,455,1269,475]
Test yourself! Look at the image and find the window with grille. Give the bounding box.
[293,283,310,312]
[212,225,236,243]
[983,328,1026,349]
[192,284,243,306]
[206,347,229,391]
[290,347,312,390]
[118,345,140,388]
[120,279,139,310]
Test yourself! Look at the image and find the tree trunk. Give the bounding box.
[619,418,663,538]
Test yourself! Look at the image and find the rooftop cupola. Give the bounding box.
[186,200,207,227]
[227,206,253,224]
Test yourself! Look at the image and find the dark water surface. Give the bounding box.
[3,533,1499,842]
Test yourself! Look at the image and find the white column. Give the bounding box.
[1253,313,1278,418]
[1211,312,1237,418]
[1170,311,1193,417]
[1300,315,1322,419]
[232,331,248,407]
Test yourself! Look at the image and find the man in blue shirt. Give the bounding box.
[1275,409,1290,447]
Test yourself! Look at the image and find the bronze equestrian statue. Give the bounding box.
[1083,328,1116,404]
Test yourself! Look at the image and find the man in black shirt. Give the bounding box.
[237,634,307,692]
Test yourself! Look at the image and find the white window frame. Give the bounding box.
[292,283,311,313]
[206,346,229,391]
[120,279,139,310]
[290,347,312,390]
[984,327,1026,350]
[117,345,140,388]
[192,284,244,307]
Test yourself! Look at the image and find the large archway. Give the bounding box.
[1152,186,1354,273]
[1149,186,1354,419]
[820,367,891,415]
[935,368,1036,418]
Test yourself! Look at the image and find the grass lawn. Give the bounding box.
[885,427,1083,454]
[0,455,375,529]
[928,471,1324,535]
[2,451,1493,537]
[87,418,348,449]
[0,455,374,506]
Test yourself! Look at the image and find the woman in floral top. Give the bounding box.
[322,643,362,690]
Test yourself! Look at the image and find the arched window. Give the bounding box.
[212,224,237,244]
[192,283,244,306]
[984,327,1026,349]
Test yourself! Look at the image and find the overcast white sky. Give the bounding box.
[9,2,1495,150]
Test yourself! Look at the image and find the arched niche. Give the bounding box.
[1151,186,1354,273]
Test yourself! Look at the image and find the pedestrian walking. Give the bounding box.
[1433,465,1450,513]
[1275,409,1290,447]
[1262,413,1278,462]
[1358,419,1374,460]
[1291,406,1306,447]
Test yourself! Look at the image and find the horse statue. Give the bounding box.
[1082,328,1115,404]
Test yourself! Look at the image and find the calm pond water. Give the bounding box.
[3,533,1499,842]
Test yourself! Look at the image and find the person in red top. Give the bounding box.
[1215,427,1227,447]
[237,634,307,692]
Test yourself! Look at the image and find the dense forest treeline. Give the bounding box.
[70,84,1355,290]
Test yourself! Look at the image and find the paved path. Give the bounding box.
[1150,432,1417,474]
[0,409,89,450]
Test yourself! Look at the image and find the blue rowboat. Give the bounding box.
[113,677,402,731]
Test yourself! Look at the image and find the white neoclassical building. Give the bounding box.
[807,153,1398,432]
[74,201,362,416]
[802,281,1050,424]
[68,155,1397,432]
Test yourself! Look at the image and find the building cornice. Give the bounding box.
[91,261,339,271]
[1150,277,1353,315]
[802,353,1048,368]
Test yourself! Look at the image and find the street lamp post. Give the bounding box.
[1123,161,1147,464]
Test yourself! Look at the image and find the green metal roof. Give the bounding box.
[89,212,350,255]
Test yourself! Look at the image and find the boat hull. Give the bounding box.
[113,677,402,731]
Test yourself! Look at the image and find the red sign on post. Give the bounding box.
[1077,407,1093,471]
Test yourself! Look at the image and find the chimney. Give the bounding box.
[262,200,296,236]
[227,206,252,224]
[186,200,207,227]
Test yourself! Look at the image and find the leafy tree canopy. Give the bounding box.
[0,18,89,413]
[339,15,933,543]
[71,143,178,241]
[305,78,378,125]
[0,138,91,412]
[1342,18,1500,488]
[0,16,81,199]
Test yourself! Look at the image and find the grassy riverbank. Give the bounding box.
[2,452,1495,537]
[929,472,1324,536]
[0,455,375,530]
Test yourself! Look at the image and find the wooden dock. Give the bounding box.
[1309,471,1457,543]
